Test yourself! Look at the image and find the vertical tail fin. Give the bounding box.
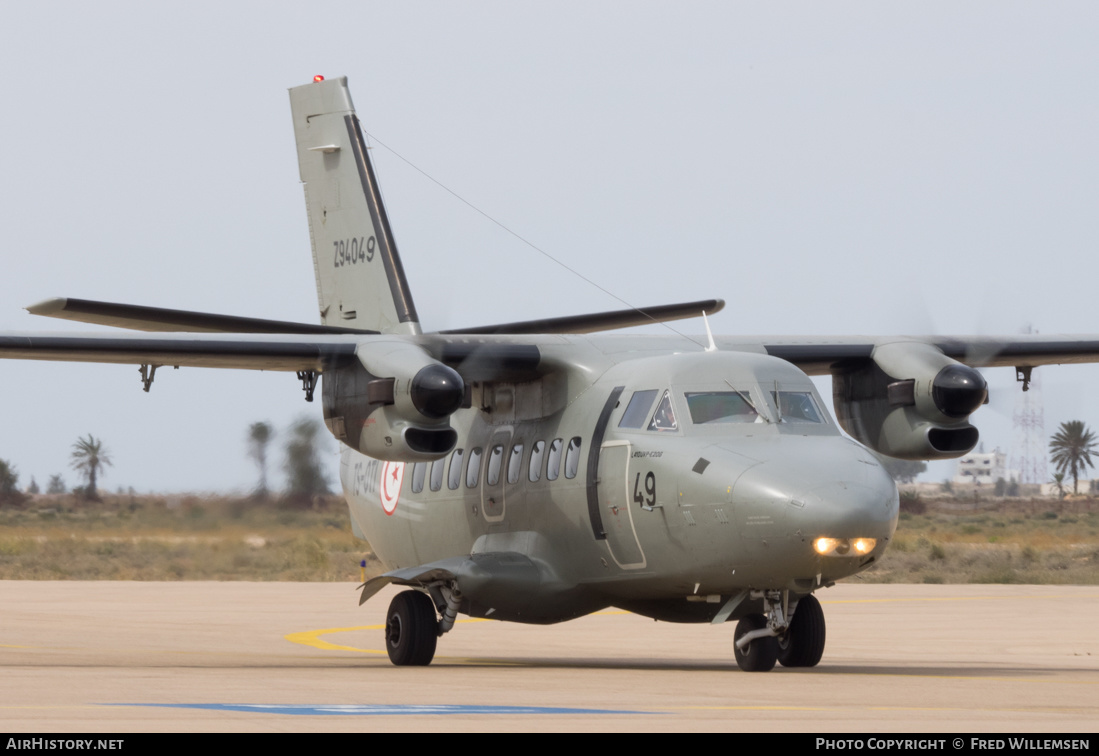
[289,77,421,335]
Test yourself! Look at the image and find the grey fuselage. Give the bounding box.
[341,335,899,625]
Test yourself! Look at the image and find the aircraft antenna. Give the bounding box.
[362,131,708,349]
[703,312,717,352]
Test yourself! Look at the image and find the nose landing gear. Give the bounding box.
[776,594,825,668]
[733,591,826,672]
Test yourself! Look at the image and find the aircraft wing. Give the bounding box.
[0,331,547,383]
[751,335,1099,375]
[6,329,1099,376]
[0,332,361,371]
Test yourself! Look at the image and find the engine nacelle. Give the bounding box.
[832,342,986,461]
[322,340,465,462]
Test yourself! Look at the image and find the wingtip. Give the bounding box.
[25,297,67,316]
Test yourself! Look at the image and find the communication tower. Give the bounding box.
[1010,327,1048,486]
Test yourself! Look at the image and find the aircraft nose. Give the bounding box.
[795,477,898,539]
[729,437,899,543]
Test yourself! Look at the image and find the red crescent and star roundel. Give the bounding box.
[380,461,405,515]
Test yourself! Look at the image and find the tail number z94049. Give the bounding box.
[334,236,375,267]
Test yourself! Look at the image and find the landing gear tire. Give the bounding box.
[385,590,439,666]
[777,594,826,668]
[734,613,778,672]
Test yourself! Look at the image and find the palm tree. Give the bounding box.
[283,417,329,507]
[1049,420,1098,495]
[70,435,112,500]
[1051,472,1067,500]
[0,459,25,506]
[46,474,66,494]
[247,421,274,498]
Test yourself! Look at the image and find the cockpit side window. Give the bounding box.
[772,391,824,423]
[647,390,678,431]
[619,389,658,429]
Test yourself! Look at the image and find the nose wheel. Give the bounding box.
[734,614,778,672]
[776,594,825,668]
[385,590,439,666]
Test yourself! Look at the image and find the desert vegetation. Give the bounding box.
[1,490,1097,584]
[0,493,375,581]
[859,496,1099,584]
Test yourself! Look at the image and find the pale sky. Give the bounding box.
[2,2,1099,493]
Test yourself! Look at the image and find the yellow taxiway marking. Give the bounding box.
[285,618,489,656]
[285,609,629,655]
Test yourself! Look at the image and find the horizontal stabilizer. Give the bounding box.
[26,298,375,335]
[439,299,725,335]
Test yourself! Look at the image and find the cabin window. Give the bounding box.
[771,391,824,424]
[429,458,445,492]
[486,445,504,486]
[647,390,678,431]
[448,448,465,490]
[546,438,563,481]
[685,391,759,424]
[466,447,483,488]
[411,462,427,493]
[619,389,658,428]
[507,443,524,484]
[529,440,545,482]
[564,437,582,479]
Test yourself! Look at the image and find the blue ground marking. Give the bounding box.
[108,703,645,716]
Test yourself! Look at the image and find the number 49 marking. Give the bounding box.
[633,471,656,508]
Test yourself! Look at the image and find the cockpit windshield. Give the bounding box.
[685,392,760,424]
[772,391,824,423]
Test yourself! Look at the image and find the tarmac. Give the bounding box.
[1,581,1096,732]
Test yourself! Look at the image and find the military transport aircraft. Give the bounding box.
[3,76,1099,671]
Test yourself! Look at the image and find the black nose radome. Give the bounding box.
[411,364,465,419]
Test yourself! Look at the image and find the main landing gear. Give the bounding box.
[733,592,826,672]
[385,591,437,666]
[384,585,463,666]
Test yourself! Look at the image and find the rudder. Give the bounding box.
[289,77,420,335]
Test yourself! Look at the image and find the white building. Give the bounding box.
[953,447,1015,487]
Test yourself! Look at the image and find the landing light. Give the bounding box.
[853,538,877,554]
[814,537,877,557]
